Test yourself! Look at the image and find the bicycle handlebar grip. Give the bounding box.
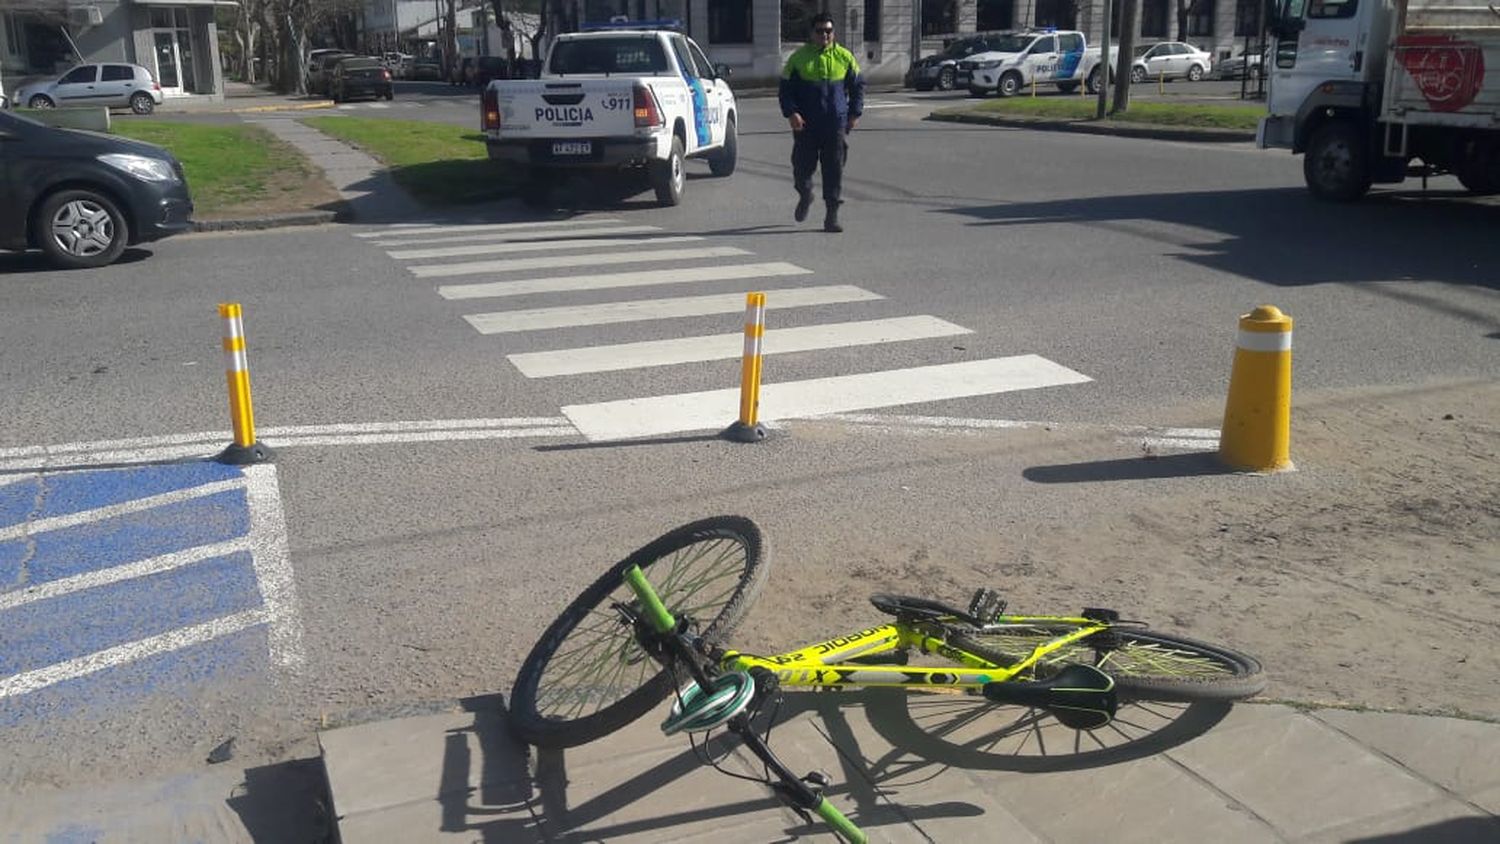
[623,565,677,633]
[814,797,867,844]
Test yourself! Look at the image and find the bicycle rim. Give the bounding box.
[951,625,1264,703]
[510,516,767,748]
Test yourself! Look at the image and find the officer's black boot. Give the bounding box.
[823,201,843,233]
[794,187,814,223]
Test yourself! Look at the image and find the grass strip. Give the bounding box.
[947,97,1263,130]
[303,116,518,204]
[112,120,326,216]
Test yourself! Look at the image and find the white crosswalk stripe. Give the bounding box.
[437,262,812,300]
[464,285,882,334]
[407,246,752,278]
[369,224,662,247]
[386,234,702,261]
[356,218,624,238]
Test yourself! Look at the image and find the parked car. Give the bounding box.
[905,33,1006,91]
[1130,41,1214,83]
[329,57,394,103]
[304,48,347,89]
[473,56,509,87]
[1216,47,1268,80]
[0,109,193,268]
[12,63,163,114]
[307,50,356,95]
[410,59,443,81]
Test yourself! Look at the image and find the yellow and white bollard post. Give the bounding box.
[724,292,768,442]
[1219,305,1292,472]
[215,302,274,464]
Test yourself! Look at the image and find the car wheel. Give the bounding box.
[709,115,737,177]
[937,66,956,91]
[1187,64,1205,82]
[28,95,55,109]
[1304,120,1372,201]
[1131,66,1146,84]
[997,72,1022,98]
[1086,67,1104,94]
[36,189,129,269]
[651,136,686,207]
[129,92,155,114]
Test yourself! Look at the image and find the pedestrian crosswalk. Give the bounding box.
[355,217,1092,440]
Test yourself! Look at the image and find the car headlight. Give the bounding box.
[99,153,179,183]
[976,60,1002,69]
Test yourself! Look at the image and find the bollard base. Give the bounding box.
[216,442,275,465]
[721,421,768,443]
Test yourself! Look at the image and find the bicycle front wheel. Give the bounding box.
[509,516,768,749]
[951,625,1264,703]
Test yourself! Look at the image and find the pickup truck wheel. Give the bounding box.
[937,67,956,91]
[1086,68,1103,94]
[997,72,1022,98]
[709,116,737,177]
[520,173,554,208]
[1304,121,1371,201]
[652,137,686,206]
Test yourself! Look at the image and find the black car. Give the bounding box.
[0,110,193,269]
[473,56,509,87]
[330,57,394,102]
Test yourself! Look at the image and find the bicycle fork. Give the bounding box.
[623,565,868,844]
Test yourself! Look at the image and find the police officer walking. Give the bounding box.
[779,13,865,233]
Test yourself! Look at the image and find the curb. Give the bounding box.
[190,210,340,233]
[926,109,1255,143]
[156,100,336,116]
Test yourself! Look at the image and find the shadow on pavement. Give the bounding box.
[1023,451,1231,483]
[226,756,337,842]
[1347,816,1500,843]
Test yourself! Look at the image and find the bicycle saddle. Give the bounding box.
[869,594,984,627]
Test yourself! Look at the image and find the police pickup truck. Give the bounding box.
[481,22,736,207]
[958,28,1108,98]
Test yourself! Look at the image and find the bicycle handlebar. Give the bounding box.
[815,797,868,844]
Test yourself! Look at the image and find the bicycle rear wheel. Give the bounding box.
[509,516,768,749]
[951,625,1264,703]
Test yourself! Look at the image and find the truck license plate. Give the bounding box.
[552,141,592,156]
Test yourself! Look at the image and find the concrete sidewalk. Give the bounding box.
[319,692,1500,842]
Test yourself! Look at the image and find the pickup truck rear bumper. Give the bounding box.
[486,136,658,168]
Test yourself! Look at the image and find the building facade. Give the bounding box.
[1,1,229,101]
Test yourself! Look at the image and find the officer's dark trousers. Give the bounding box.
[791,127,848,203]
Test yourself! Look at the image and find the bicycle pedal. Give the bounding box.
[967,588,1007,624]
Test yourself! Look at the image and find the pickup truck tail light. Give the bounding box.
[633,83,664,128]
[482,87,501,131]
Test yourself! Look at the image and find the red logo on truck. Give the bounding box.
[1395,34,1485,112]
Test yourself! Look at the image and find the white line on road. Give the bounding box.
[0,479,246,543]
[509,316,973,377]
[244,464,304,668]
[465,285,883,334]
[0,609,268,699]
[354,218,624,239]
[408,246,753,279]
[562,355,1094,441]
[369,224,662,247]
[436,262,813,300]
[0,538,251,612]
[387,235,703,261]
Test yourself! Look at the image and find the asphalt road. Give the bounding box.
[2,88,1497,803]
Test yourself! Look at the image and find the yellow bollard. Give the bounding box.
[1218,305,1293,472]
[1158,70,1165,94]
[724,292,768,442]
[215,302,274,464]
[1031,74,1037,97]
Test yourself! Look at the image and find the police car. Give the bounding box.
[958,28,1107,98]
[481,20,737,207]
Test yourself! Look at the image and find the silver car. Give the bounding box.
[15,63,163,114]
[1130,42,1214,83]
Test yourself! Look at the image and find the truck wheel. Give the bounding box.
[709,116,737,177]
[1456,140,1500,194]
[1304,121,1372,201]
[997,72,1023,98]
[1086,67,1104,94]
[937,66,956,91]
[652,136,685,206]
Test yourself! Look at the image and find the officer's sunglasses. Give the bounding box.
[813,27,834,34]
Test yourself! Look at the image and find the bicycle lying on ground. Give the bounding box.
[511,516,1265,843]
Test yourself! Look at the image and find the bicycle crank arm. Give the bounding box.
[981,663,1119,731]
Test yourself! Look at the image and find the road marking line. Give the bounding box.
[510,316,973,377]
[408,246,753,279]
[562,355,1093,441]
[466,285,883,334]
[243,465,303,668]
[354,218,624,238]
[0,538,251,612]
[369,224,662,247]
[437,262,813,301]
[0,609,268,699]
[387,234,703,261]
[0,479,245,543]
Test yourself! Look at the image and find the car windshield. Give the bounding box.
[984,34,1035,53]
[549,37,670,75]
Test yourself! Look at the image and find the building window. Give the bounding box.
[977,0,1014,30]
[709,0,751,44]
[1141,0,1170,37]
[1034,0,1077,29]
[864,0,881,42]
[782,0,822,42]
[921,0,957,35]
[1187,0,1214,35]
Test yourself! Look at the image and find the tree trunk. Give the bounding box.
[1112,0,1139,113]
[1177,0,1190,41]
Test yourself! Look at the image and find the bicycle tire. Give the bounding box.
[951,625,1264,703]
[509,516,768,749]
